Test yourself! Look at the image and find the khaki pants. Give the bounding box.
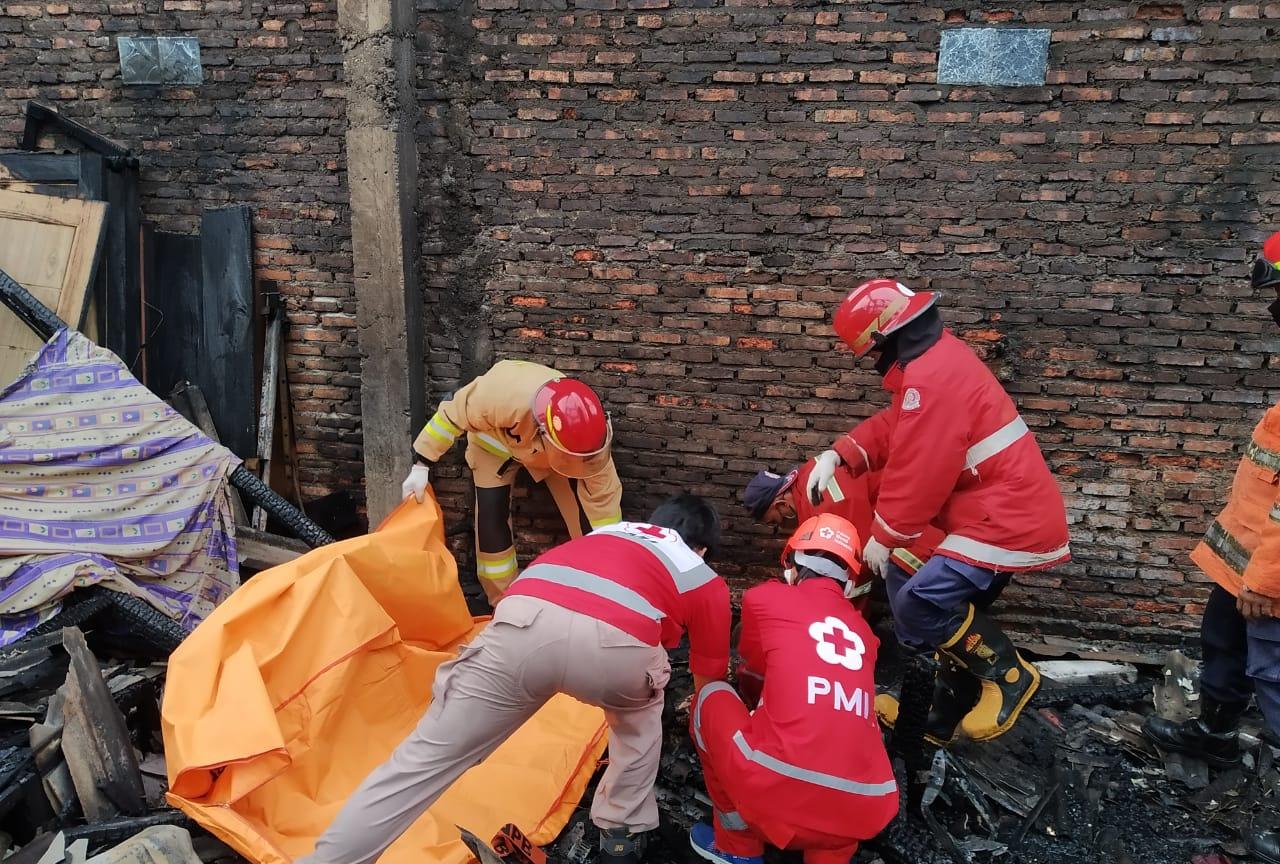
[301,597,671,864]
[468,443,593,604]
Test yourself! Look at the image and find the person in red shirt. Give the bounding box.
[301,493,730,864]
[688,514,899,864]
[805,279,1071,743]
[743,461,942,577]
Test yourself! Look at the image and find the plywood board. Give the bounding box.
[0,189,107,386]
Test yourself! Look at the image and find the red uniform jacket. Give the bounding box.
[793,460,943,575]
[731,579,898,846]
[505,521,731,678]
[832,330,1071,572]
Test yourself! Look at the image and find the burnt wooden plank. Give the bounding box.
[0,153,80,185]
[236,526,308,570]
[60,627,145,821]
[104,164,141,371]
[144,229,202,401]
[3,832,56,864]
[22,102,135,165]
[199,206,255,457]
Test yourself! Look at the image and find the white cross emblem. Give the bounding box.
[808,616,866,671]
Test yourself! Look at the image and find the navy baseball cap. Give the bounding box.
[744,468,800,519]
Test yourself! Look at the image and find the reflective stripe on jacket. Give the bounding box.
[504,521,731,677]
[1192,402,1280,604]
[412,360,622,528]
[831,331,1070,573]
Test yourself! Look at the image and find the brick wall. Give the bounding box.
[417,0,1280,643]
[0,0,359,503]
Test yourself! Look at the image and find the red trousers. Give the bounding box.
[691,684,886,864]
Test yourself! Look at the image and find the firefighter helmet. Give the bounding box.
[1252,231,1280,291]
[533,377,612,458]
[781,513,869,599]
[833,278,937,358]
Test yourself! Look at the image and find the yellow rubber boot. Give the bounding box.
[939,604,1040,741]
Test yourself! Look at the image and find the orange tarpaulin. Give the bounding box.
[161,497,609,864]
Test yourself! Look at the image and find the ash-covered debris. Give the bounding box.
[0,604,245,864]
[581,641,1280,864]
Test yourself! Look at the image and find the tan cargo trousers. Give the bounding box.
[300,596,671,864]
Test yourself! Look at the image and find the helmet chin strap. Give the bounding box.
[792,551,850,583]
[790,551,872,600]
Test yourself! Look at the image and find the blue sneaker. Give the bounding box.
[688,822,763,864]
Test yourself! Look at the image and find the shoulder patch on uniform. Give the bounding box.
[902,387,922,411]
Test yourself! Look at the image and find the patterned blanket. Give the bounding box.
[0,329,240,644]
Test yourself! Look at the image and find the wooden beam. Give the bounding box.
[0,153,80,185]
[60,628,145,821]
[236,526,309,570]
[252,304,283,531]
[339,0,425,526]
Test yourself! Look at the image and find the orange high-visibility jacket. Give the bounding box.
[1192,402,1280,604]
[412,360,623,528]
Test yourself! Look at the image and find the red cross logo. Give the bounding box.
[632,524,669,540]
[808,616,865,671]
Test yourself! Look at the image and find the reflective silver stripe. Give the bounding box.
[1203,520,1251,575]
[474,431,511,457]
[692,681,739,751]
[874,512,920,543]
[516,564,664,620]
[592,522,717,593]
[848,439,870,472]
[964,416,1029,472]
[936,534,1071,569]
[673,564,717,594]
[793,551,848,583]
[717,810,748,831]
[731,731,897,797]
[1246,439,1280,472]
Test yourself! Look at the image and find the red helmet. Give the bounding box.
[1253,230,1280,291]
[532,377,611,457]
[833,278,937,358]
[781,513,870,599]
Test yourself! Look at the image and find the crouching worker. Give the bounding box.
[402,360,623,604]
[688,514,899,864]
[301,493,730,864]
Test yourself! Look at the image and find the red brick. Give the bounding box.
[12,0,1267,641]
[814,109,860,122]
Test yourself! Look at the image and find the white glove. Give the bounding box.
[401,463,431,503]
[806,449,842,505]
[862,537,891,578]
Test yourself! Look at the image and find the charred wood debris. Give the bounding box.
[0,588,1272,864]
[558,635,1277,864]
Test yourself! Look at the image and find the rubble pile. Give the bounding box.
[589,643,1276,864]
[0,599,240,864]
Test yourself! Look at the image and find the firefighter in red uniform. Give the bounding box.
[688,513,898,864]
[744,461,943,577]
[807,279,1071,742]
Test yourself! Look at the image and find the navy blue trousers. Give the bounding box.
[1201,584,1280,735]
[884,555,1009,651]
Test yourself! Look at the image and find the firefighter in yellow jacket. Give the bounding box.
[401,360,623,604]
[1143,231,1280,864]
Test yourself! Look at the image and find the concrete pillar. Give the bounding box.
[338,0,425,525]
